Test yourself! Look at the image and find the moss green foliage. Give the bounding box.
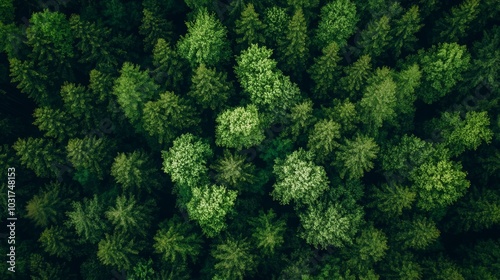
[2,1,499,278]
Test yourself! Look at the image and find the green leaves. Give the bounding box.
[177,8,230,67]
[66,195,108,244]
[235,4,266,49]
[186,184,237,237]
[211,236,257,280]
[105,195,151,236]
[215,104,265,150]
[272,149,329,206]
[335,135,379,179]
[188,63,232,111]
[249,209,286,255]
[315,0,358,48]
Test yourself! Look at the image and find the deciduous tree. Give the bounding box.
[215,104,265,150]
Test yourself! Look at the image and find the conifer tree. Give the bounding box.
[33,106,77,141]
[105,195,152,237]
[278,8,308,80]
[248,209,286,255]
[139,8,172,52]
[13,137,65,178]
[97,231,140,271]
[390,5,423,57]
[211,236,257,280]
[370,183,416,217]
[153,215,203,264]
[142,91,200,145]
[339,55,372,99]
[152,38,188,92]
[235,4,266,50]
[395,216,440,250]
[263,6,289,49]
[25,182,69,228]
[433,0,480,43]
[177,8,231,67]
[39,226,74,258]
[110,151,159,194]
[308,42,342,99]
[188,63,233,111]
[335,135,379,179]
[66,136,116,180]
[66,195,108,244]
[211,150,256,189]
[357,15,392,59]
[9,58,50,106]
[307,119,342,163]
[286,99,316,140]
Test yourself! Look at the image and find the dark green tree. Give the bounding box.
[211,236,257,280]
[66,136,116,180]
[357,15,392,59]
[307,119,341,163]
[263,6,289,49]
[433,0,480,43]
[248,209,286,255]
[33,106,78,141]
[278,8,308,79]
[335,135,379,179]
[110,151,160,193]
[105,195,152,237]
[97,231,140,271]
[395,216,440,250]
[188,63,233,111]
[370,183,416,218]
[390,5,423,57]
[308,42,342,98]
[13,137,65,178]
[39,226,74,258]
[211,150,256,189]
[66,195,109,244]
[139,8,173,52]
[9,58,50,105]
[152,38,189,92]
[235,3,266,50]
[315,0,358,48]
[25,182,69,228]
[339,55,372,99]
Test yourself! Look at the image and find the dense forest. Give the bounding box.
[0,0,499,279]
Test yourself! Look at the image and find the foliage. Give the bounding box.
[248,209,286,255]
[188,63,233,111]
[215,104,265,149]
[211,236,257,280]
[105,195,152,236]
[66,195,108,244]
[315,0,358,48]
[335,135,379,179]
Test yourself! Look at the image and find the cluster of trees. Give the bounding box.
[0,0,499,279]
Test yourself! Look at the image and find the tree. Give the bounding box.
[25,182,69,228]
[357,15,392,59]
[315,0,358,48]
[59,82,94,121]
[248,209,286,255]
[105,195,152,237]
[186,184,237,237]
[390,5,423,57]
[211,150,256,189]
[211,236,257,280]
[188,63,232,111]
[344,225,388,273]
[329,99,359,133]
[370,183,416,217]
[395,216,440,250]
[152,38,189,92]
[9,58,50,106]
[359,67,397,134]
[414,42,471,104]
[39,226,74,258]
[97,231,140,271]
[177,8,231,67]
[13,137,65,178]
[299,201,363,249]
[153,215,202,264]
[433,0,480,43]
[278,8,308,79]
[139,8,172,52]
[381,252,423,280]
[339,55,372,98]
[66,136,116,180]
[272,149,329,206]
[235,4,266,50]
[26,10,74,64]
[392,64,422,122]
[410,159,470,211]
[215,104,265,150]
[286,99,316,140]
[66,195,108,244]
[33,106,78,141]
[307,119,341,162]
[113,62,159,126]
[0,0,14,23]
[335,135,379,179]
[162,133,213,207]
[263,6,289,49]
[110,151,159,193]
[308,42,342,98]
[430,111,493,157]
[142,91,200,145]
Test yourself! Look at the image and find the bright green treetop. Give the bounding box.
[215,104,265,150]
[315,0,358,48]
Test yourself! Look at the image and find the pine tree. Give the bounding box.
[186,184,237,237]
[315,0,358,48]
[286,99,316,140]
[248,209,286,255]
[25,182,69,228]
[188,63,233,111]
[110,151,159,194]
[370,183,416,217]
[263,6,289,49]
[142,91,200,145]
[152,38,189,92]
[215,104,265,150]
[278,8,308,80]
[177,8,231,67]
[13,137,65,178]
[395,216,440,250]
[433,0,480,43]
[97,231,140,271]
[139,8,173,52]
[272,149,329,206]
[211,236,257,280]
[9,58,50,106]
[335,135,379,179]
[153,215,202,264]
[339,55,372,99]
[105,195,152,237]
[307,119,342,163]
[390,5,423,57]
[357,15,392,59]
[235,4,266,50]
[66,195,108,244]
[308,42,342,99]
[33,106,78,142]
[66,136,116,180]
[39,226,74,258]
[211,150,256,189]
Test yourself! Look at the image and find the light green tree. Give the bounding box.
[395,216,440,250]
[66,195,108,244]
[33,106,77,141]
[339,55,372,99]
[211,236,257,280]
[39,226,74,258]
[186,184,237,237]
[307,119,342,162]
[13,137,65,178]
[110,151,159,193]
[248,209,286,255]
[272,149,329,205]
[105,195,151,237]
[211,150,256,188]
[97,231,140,271]
[66,136,116,180]
[215,104,265,149]
[25,182,69,228]
[177,8,231,67]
